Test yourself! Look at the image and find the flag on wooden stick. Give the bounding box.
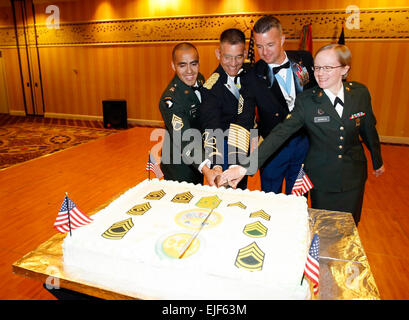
[146,153,164,179]
[291,166,313,196]
[303,233,320,295]
[54,194,93,234]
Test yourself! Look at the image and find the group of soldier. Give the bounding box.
[157,15,385,225]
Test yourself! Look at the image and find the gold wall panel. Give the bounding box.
[1,8,409,47]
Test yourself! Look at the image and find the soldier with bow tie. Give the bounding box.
[239,15,317,194]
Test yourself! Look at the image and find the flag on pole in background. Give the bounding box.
[338,25,345,45]
[54,195,93,234]
[299,24,313,54]
[291,166,313,196]
[304,233,320,295]
[247,29,255,65]
[146,153,164,179]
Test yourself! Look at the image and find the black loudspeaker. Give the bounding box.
[102,100,127,129]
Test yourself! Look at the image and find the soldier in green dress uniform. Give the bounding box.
[159,43,219,185]
[219,44,385,225]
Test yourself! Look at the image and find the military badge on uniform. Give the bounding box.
[238,95,244,115]
[293,63,309,87]
[171,114,184,131]
[349,112,366,120]
[164,97,173,108]
[350,112,365,127]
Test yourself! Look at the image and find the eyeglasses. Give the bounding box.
[312,66,343,72]
[222,54,244,63]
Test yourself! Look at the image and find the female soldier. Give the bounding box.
[220,44,385,225]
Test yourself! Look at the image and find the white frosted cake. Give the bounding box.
[62,179,311,299]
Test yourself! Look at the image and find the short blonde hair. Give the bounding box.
[315,44,351,79]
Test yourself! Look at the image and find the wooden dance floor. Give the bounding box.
[1,126,408,299]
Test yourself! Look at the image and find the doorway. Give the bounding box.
[11,0,45,116]
[0,50,10,114]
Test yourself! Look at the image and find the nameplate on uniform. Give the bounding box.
[314,116,330,123]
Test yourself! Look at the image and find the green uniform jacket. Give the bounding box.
[250,81,383,192]
[159,73,206,184]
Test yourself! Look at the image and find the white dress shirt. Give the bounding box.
[268,55,296,111]
[324,86,344,118]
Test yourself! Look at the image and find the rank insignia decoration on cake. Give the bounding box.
[195,195,221,210]
[243,221,268,238]
[249,210,271,221]
[171,191,193,203]
[227,202,247,209]
[102,218,134,240]
[144,190,166,200]
[127,202,151,215]
[235,242,265,271]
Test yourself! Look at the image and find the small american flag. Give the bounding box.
[146,153,164,179]
[54,195,93,234]
[291,166,313,196]
[304,233,320,295]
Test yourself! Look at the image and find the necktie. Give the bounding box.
[333,96,344,118]
[334,97,344,107]
[191,85,200,92]
[272,61,290,74]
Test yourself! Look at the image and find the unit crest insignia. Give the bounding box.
[249,210,271,221]
[227,202,247,209]
[243,221,268,238]
[102,218,134,240]
[171,191,194,204]
[175,208,222,230]
[235,242,265,271]
[144,190,166,200]
[127,202,151,215]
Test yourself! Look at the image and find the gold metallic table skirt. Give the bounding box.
[12,208,380,300]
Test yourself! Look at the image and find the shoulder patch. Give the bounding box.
[203,73,220,90]
[163,97,174,108]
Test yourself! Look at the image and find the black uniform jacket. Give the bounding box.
[240,50,316,139]
[200,64,255,166]
[249,82,383,193]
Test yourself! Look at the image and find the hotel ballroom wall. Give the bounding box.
[0,0,408,142]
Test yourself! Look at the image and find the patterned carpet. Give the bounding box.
[0,115,127,170]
